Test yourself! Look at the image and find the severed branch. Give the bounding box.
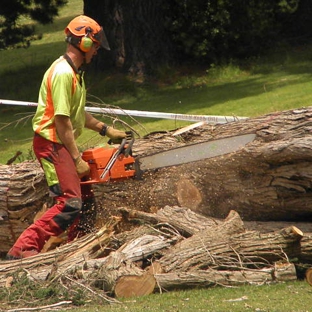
[6,151,22,165]
[5,300,73,312]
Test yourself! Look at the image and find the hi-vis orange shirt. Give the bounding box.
[32,56,86,143]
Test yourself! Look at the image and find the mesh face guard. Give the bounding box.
[93,27,110,51]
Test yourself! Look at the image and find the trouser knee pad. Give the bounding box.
[53,198,82,231]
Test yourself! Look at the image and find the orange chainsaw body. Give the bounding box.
[80,146,135,184]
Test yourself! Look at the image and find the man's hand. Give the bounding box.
[105,126,127,144]
[74,156,90,178]
[106,126,127,139]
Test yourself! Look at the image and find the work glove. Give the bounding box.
[74,156,90,178]
[101,125,127,144]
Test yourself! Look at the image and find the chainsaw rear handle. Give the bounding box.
[123,131,134,157]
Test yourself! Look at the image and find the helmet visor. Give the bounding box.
[93,27,110,50]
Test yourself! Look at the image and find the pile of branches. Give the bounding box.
[1,205,309,310]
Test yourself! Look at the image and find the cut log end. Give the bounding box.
[176,178,202,209]
[291,226,303,237]
[114,272,156,298]
[306,268,312,286]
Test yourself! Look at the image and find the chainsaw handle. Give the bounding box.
[113,131,134,157]
[124,131,134,157]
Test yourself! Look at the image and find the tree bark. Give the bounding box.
[155,263,297,291]
[159,225,303,272]
[118,205,223,237]
[0,161,47,254]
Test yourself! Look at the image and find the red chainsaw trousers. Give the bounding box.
[7,134,82,259]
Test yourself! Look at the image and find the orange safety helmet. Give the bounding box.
[65,15,110,52]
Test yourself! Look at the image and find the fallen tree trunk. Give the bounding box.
[2,107,312,254]
[94,107,312,222]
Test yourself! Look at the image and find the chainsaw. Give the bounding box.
[80,134,136,184]
[80,132,256,184]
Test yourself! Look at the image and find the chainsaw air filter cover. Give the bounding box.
[81,146,135,184]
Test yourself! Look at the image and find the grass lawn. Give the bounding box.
[2,280,311,312]
[88,281,312,312]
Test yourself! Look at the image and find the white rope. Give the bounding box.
[0,98,248,124]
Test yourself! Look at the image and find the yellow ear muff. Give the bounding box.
[79,36,93,52]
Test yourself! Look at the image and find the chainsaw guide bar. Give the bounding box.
[134,133,256,177]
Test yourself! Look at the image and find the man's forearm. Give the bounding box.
[84,112,104,132]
